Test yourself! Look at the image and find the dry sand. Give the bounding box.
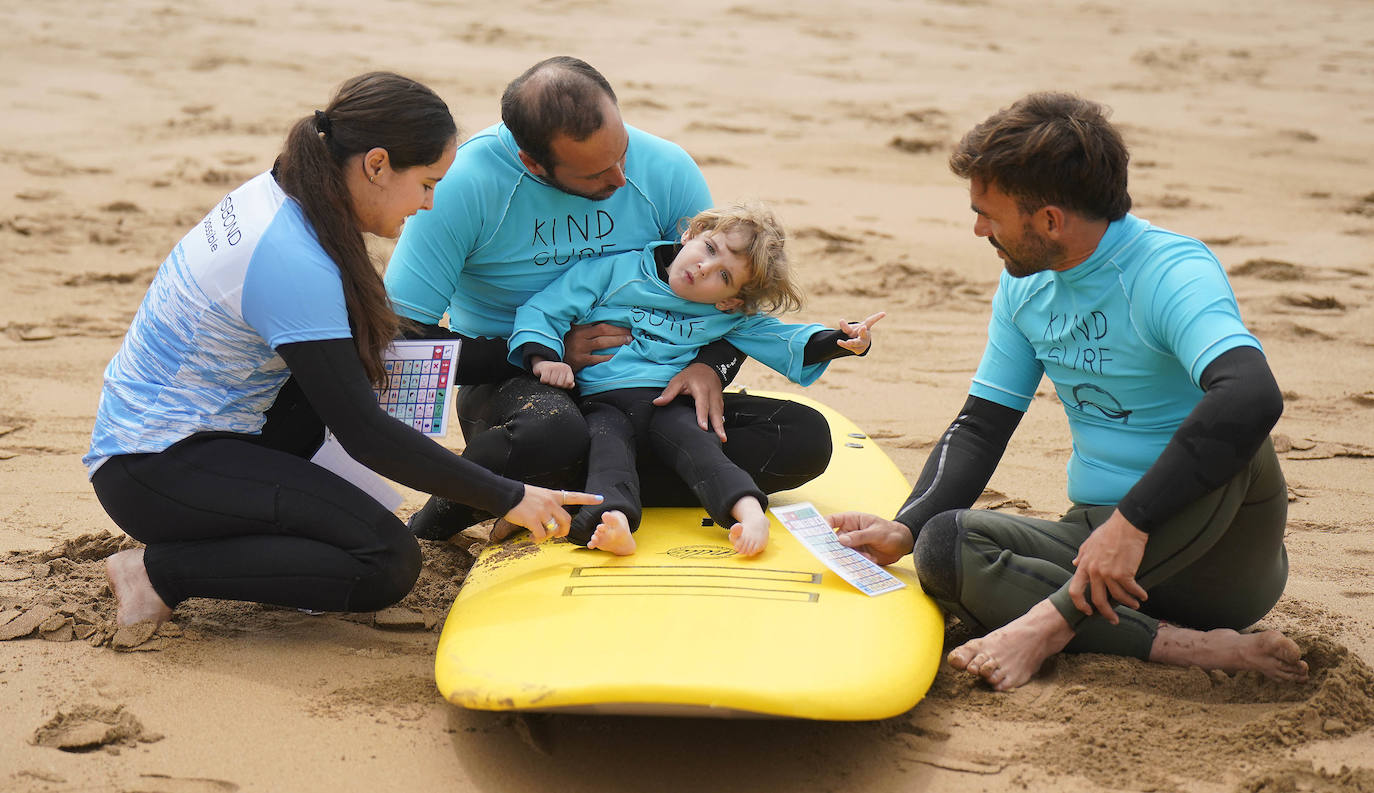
[3,0,1374,791]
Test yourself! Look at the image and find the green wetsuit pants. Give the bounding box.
[912,439,1289,659]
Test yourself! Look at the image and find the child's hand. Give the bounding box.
[836,311,886,355]
[533,359,575,389]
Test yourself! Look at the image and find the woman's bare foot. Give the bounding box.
[947,599,1075,691]
[587,510,636,556]
[1149,624,1309,682]
[105,549,172,627]
[489,517,519,542]
[727,496,769,556]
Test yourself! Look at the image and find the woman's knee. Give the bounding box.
[346,528,422,612]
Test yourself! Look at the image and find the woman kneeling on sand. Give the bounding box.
[84,72,599,627]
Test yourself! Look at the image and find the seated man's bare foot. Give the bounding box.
[1150,624,1309,682]
[105,549,172,627]
[946,599,1074,691]
[587,510,636,556]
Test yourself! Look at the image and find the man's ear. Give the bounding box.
[715,297,743,312]
[517,150,549,178]
[1040,205,1067,239]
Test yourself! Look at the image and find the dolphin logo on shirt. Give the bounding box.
[1069,383,1132,424]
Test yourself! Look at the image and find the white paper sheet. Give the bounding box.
[770,501,906,596]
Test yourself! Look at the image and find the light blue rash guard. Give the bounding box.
[968,213,1260,506]
[84,172,352,474]
[508,242,832,396]
[383,123,713,339]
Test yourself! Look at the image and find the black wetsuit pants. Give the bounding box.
[914,439,1289,658]
[407,375,832,540]
[90,381,420,613]
[567,388,767,545]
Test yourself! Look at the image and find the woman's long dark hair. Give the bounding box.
[274,72,456,385]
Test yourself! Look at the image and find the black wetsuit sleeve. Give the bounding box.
[401,321,522,385]
[1115,345,1282,532]
[893,395,1023,542]
[514,342,563,372]
[803,329,868,364]
[691,338,744,386]
[276,339,525,517]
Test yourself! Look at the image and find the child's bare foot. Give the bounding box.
[728,516,769,556]
[105,549,172,627]
[728,496,770,556]
[587,510,636,556]
[1149,624,1309,682]
[947,599,1074,691]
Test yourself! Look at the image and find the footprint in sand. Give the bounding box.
[130,775,241,792]
[1279,294,1344,311]
[63,267,157,287]
[889,136,943,154]
[14,189,60,202]
[684,121,765,135]
[1228,258,1304,281]
[1347,192,1374,218]
[689,153,740,169]
[30,704,163,753]
[16,326,56,341]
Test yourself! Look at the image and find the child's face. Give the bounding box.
[667,227,752,311]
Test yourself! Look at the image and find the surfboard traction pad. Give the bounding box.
[434,391,944,720]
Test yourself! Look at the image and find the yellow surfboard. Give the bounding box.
[434,391,944,719]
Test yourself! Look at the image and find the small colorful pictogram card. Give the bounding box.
[770,501,906,596]
[376,340,459,437]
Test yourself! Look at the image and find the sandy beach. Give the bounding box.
[2,0,1373,790]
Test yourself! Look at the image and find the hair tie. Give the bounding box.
[314,109,332,138]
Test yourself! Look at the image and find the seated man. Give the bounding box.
[384,57,832,540]
[828,92,1308,691]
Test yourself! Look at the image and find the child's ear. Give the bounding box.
[715,297,743,312]
[680,229,691,244]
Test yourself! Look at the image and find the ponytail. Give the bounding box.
[274,72,456,384]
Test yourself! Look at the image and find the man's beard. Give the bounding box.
[992,222,1062,278]
[541,172,618,201]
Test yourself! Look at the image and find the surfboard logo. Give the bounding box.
[666,545,737,559]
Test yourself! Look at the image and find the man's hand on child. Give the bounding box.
[836,311,887,355]
[654,363,728,442]
[564,322,631,372]
[533,359,575,389]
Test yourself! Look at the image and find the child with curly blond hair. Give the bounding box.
[510,202,883,556]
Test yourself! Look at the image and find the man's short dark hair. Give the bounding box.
[949,92,1131,221]
[501,56,618,172]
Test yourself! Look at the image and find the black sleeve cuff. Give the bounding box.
[518,342,562,373]
[691,338,744,386]
[803,329,867,364]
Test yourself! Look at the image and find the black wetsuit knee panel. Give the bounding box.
[912,509,963,602]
